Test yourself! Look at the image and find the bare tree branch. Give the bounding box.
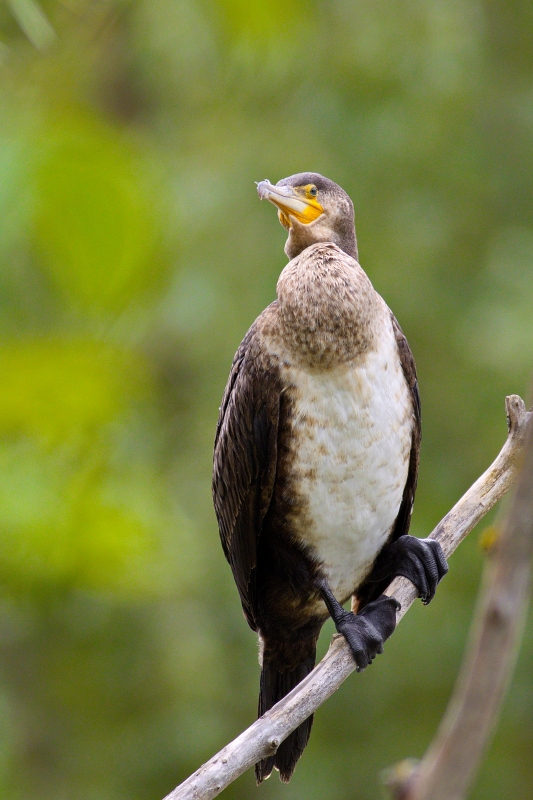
[164,395,532,800]
[397,397,533,800]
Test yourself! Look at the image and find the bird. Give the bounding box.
[212,173,448,784]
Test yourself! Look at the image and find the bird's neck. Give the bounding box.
[276,243,382,370]
[284,220,358,261]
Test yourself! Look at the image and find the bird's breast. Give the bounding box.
[278,327,412,604]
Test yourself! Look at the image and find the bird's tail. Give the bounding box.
[255,650,316,784]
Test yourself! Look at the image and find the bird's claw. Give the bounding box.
[371,536,448,604]
[397,537,448,604]
[337,595,400,671]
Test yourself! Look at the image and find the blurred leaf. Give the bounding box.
[0,336,169,598]
[0,338,148,446]
[216,0,306,42]
[463,227,533,371]
[0,438,154,596]
[32,111,162,313]
[8,0,56,51]
[0,136,33,254]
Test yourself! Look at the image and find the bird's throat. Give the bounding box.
[284,217,358,261]
[276,243,379,369]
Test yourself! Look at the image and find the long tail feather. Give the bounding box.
[255,652,316,784]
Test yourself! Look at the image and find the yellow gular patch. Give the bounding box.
[292,201,324,224]
[272,196,324,226]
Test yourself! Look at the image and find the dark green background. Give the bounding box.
[0,2,532,798]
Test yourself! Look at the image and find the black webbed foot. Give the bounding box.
[319,578,401,671]
[336,595,401,671]
[371,536,448,604]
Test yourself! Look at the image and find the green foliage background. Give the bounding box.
[0,2,532,798]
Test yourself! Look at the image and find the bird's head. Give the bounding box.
[257,172,358,262]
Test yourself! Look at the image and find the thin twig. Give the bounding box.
[164,395,532,800]
[400,400,533,800]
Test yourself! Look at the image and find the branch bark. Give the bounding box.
[164,395,532,800]
[397,398,533,800]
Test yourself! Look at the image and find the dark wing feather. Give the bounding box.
[389,312,421,542]
[213,320,281,631]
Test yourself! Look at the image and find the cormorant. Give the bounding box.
[212,173,448,784]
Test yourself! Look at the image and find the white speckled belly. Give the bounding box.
[284,328,412,603]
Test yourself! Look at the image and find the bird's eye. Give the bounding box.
[309,186,318,197]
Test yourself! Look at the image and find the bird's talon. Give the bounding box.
[373,537,448,604]
[336,595,399,668]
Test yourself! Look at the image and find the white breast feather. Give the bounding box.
[284,318,412,603]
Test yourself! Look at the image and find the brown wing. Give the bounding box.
[389,312,421,543]
[212,318,281,631]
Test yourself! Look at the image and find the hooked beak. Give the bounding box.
[256,179,324,227]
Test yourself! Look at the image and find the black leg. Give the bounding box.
[319,580,400,671]
[367,535,448,604]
